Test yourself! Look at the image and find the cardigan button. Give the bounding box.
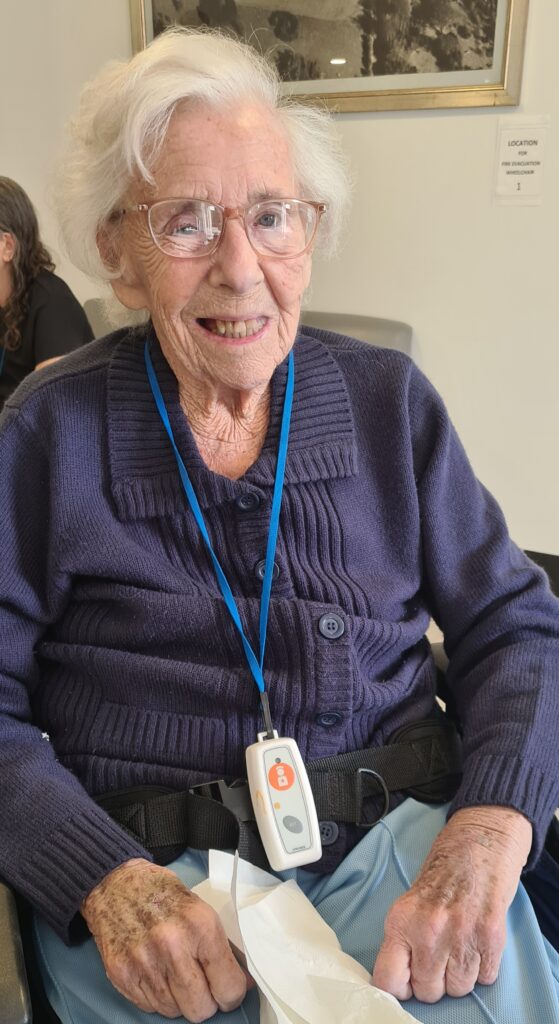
[318,613,345,640]
[315,711,344,728]
[319,821,339,846]
[235,492,261,512]
[255,559,280,581]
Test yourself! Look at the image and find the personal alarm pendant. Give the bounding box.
[145,338,322,869]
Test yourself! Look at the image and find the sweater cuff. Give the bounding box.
[19,804,152,943]
[447,753,559,868]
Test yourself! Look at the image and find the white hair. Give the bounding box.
[54,27,351,282]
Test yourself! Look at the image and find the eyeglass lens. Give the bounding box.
[147,199,316,258]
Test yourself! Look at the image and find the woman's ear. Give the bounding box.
[110,273,150,311]
[97,225,149,311]
[0,231,16,264]
[96,224,120,273]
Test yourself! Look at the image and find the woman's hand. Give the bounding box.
[81,858,250,1022]
[372,806,532,1003]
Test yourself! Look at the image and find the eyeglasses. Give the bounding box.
[118,197,326,260]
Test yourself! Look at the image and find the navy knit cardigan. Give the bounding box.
[1,325,558,942]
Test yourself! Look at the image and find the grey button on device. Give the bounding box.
[318,613,345,640]
[315,711,344,728]
[283,815,304,833]
[235,492,261,512]
[319,821,339,846]
[255,559,280,581]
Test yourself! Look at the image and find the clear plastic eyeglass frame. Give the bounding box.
[119,197,327,260]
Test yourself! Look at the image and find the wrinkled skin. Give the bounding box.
[109,102,311,435]
[106,101,313,479]
[81,859,252,1021]
[82,806,531,1018]
[372,805,532,1003]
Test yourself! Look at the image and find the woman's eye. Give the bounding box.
[168,219,199,235]
[256,210,281,229]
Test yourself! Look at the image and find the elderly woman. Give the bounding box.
[1,27,558,1024]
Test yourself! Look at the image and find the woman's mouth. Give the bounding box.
[197,317,267,339]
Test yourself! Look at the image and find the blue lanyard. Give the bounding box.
[144,339,294,731]
[0,346,5,376]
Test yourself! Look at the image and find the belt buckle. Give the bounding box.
[189,778,254,822]
[355,768,390,828]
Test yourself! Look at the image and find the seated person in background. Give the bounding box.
[0,176,93,408]
[0,27,559,1024]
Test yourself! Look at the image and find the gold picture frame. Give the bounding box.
[129,0,529,114]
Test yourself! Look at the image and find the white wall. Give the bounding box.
[309,2,559,555]
[0,0,132,301]
[1,1,557,553]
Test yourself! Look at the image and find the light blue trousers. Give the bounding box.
[34,799,559,1024]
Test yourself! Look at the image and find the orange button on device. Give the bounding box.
[268,762,295,790]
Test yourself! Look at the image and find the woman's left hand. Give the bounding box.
[372,805,532,1003]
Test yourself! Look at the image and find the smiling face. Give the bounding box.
[111,101,313,397]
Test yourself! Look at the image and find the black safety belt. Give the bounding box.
[96,717,462,870]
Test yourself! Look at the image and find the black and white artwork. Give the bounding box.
[132,0,527,111]
[149,0,496,78]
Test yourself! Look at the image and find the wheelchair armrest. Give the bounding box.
[0,880,32,1024]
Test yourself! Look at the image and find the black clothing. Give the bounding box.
[0,269,93,408]
[523,817,559,952]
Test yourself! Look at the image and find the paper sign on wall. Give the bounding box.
[494,117,549,205]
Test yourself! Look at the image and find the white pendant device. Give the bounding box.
[245,730,323,871]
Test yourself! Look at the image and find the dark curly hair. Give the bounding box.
[0,177,55,350]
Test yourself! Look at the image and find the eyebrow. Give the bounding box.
[248,189,290,203]
[143,190,293,207]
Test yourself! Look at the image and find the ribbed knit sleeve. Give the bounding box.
[408,365,559,863]
[0,407,151,942]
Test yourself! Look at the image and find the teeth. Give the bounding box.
[205,318,265,338]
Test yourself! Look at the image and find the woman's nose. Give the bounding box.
[206,216,264,293]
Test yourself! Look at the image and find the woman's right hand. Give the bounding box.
[81,858,250,1021]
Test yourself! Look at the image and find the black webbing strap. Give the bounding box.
[309,718,463,823]
[96,717,461,867]
[97,784,270,869]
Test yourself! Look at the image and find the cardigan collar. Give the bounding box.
[107,324,357,520]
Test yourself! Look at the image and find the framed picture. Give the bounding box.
[129,0,529,113]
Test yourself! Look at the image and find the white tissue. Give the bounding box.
[192,851,419,1024]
